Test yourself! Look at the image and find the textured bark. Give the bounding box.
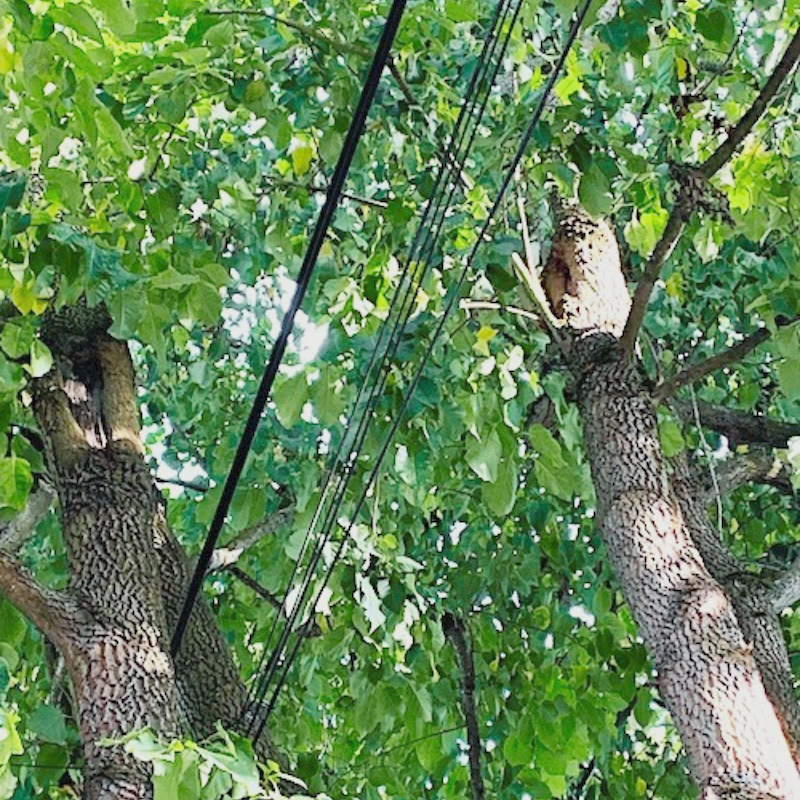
[671,465,800,762]
[35,334,179,799]
[542,208,800,798]
[0,307,282,799]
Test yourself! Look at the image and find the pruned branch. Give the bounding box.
[690,448,792,508]
[0,483,56,552]
[442,612,484,800]
[673,400,800,449]
[620,26,800,357]
[771,556,800,612]
[460,299,542,323]
[208,508,293,571]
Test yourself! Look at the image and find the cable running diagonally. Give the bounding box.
[243,0,521,728]
[249,0,594,741]
[245,0,529,737]
[170,0,408,658]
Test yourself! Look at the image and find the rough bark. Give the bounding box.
[542,207,800,799]
[34,332,179,799]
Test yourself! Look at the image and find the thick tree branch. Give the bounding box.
[673,400,800,449]
[0,550,80,646]
[698,27,800,179]
[655,316,799,402]
[443,612,484,800]
[620,26,800,357]
[0,483,56,552]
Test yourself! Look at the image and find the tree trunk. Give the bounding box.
[538,205,800,799]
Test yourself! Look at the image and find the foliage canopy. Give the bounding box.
[0,0,798,797]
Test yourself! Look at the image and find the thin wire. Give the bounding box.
[252,0,593,739]
[171,0,409,658]
[244,0,521,724]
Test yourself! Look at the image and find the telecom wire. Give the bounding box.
[246,0,530,736]
[171,0,409,658]
[250,0,594,741]
[242,0,521,725]
[243,0,521,726]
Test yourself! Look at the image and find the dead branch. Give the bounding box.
[620,26,800,357]
[443,612,484,800]
[673,400,800,449]
[460,299,542,323]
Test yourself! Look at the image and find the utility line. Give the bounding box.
[171,0,408,658]
[243,0,522,730]
[249,0,594,743]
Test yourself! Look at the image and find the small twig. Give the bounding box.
[620,26,800,358]
[689,384,724,530]
[262,176,387,209]
[226,565,281,610]
[443,612,484,800]
[653,325,778,402]
[156,476,209,493]
[460,299,541,323]
[147,127,177,182]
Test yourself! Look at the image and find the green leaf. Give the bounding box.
[0,456,32,512]
[49,4,103,42]
[482,451,517,516]
[274,372,308,429]
[28,706,68,745]
[466,429,502,482]
[88,0,136,37]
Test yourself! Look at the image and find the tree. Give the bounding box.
[0,0,798,798]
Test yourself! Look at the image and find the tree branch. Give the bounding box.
[443,612,484,800]
[690,448,793,509]
[620,26,800,357]
[655,317,799,402]
[0,550,79,646]
[654,328,770,401]
[771,557,800,612]
[673,400,800,449]
[208,508,293,571]
[699,27,800,179]
[460,299,542,323]
[0,483,56,552]
[262,176,388,209]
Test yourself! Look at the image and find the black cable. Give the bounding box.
[171,0,409,658]
[252,0,594,740]
[243,0,516,726]
[243,0,521,725]
[247,0,530,735]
